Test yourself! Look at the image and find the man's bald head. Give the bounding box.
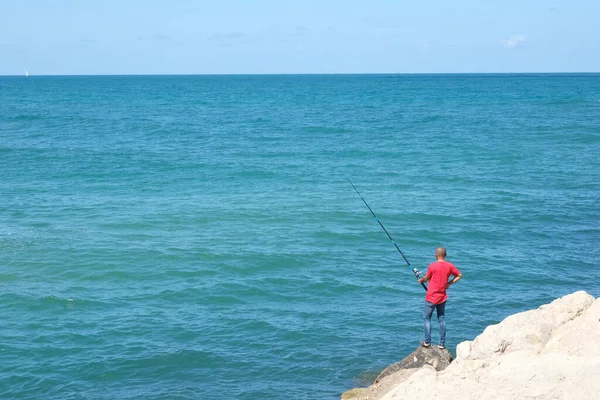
[436,247,447,260]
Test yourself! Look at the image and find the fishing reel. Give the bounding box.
[412,268,422,278]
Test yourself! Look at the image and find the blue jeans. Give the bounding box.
[423,300,446,345]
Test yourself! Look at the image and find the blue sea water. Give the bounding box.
[1,74,599,399]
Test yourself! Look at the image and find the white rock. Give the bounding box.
[348,291,600,400]
[457,291,595,360]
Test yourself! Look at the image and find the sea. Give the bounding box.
[1,74,599,399]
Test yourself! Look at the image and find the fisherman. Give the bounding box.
[417,247,462,349]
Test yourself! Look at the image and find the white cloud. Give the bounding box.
[208,32,247,41]
[504,34,525,48]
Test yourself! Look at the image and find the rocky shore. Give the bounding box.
[342,291,600,400]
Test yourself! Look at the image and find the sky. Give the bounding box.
[1,0,599,75]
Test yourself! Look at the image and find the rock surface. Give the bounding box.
[376,345,453,381]
[342,344,453,400]
[342,291,600,400]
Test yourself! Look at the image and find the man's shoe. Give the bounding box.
[438,344,446,349]
[420,341,431,348]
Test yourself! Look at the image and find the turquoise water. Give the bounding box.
[1,74,599,399]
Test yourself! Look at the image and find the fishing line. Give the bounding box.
[348,178,427,291]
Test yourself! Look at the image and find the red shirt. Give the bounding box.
[424,261,461,304]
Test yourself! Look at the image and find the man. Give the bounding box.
[417,247,462,349]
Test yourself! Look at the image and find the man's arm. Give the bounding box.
[418,275,430,284]
[446,274,462,288]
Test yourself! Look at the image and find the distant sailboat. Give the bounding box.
[25,70,29,77]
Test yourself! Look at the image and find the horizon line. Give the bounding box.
[2,71,600,77]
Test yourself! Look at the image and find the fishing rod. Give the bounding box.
[348,179,427,291]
